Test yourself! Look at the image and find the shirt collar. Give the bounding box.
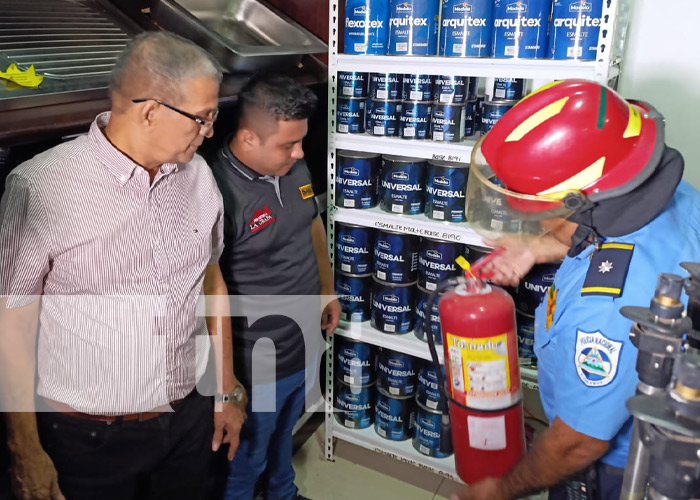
[220,139,280,182]
[88,112,179,185]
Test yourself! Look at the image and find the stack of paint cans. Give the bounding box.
[413,362,452,458]
[372,229,418,334]
[375,348,417,440]
[387,0,440,56]
[343,0,604,61]
[335,150,380,209]
[335,222,376,323]
[337,72,369,134]
[368,73,403,137]
[343,0,390,55]
[334,337,377,429]
[432,75,478,142]
[514,262,561,362]
[480,78,525,134]
[400,74,434,140]
[379,155,426,215]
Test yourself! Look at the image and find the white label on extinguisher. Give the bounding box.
[449,346,465,394]
[467,415,507,451]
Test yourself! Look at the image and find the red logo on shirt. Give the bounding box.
[249,206,275,233]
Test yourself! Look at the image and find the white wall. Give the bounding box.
[618,0,700,188]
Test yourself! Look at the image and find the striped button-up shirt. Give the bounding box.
[0,112,224,413]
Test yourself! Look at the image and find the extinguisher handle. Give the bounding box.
[469,247,506,280]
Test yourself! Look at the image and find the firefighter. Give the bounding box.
[453,80,700,500]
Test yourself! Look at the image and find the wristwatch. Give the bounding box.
[215,385,246,404]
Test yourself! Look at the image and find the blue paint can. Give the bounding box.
[402,74,435,102]
[344,0,390,55]
[493,77,525,100]
[464,245,490,264]
[431,104,464,142]
[369,73,403,100]
[416,363,446,411]
[399,101,432,140]
[335,272,373,323]
[365,97,373,131]
[388,0,440,56]
[378,348,418,397]
[492,0,552,59]
[371,277,416,333]
[374,387,415,441]
[438,0,494,57]
[337,97,365,134]
[548,0,603,60]
[413,401,452,457]
[335,379,375,429]
[474,94,486,125]
[516,311,536,359]
[373,229,420,284]
[379,155,426,215]
[335,337,377,386]
[418,237,463,289]
[335,222,375,274]
[425,160,469,223]
[338,71,369,98]
[480,99,516,134]
[335,150,380,209]
[515,262,559,315]
[414,285,443,344]
[434,75,467,104]
[463,99,477,137]
[368,100,402,137]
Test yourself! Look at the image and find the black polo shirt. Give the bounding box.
[210,143,320,385]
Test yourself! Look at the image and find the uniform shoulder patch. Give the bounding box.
[299,183,314,200]
[574,330,623,387]
[581,242,634,298]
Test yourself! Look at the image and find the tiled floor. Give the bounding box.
[293,424,470,500]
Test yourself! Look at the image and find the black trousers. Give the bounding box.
[36,392,213,500]
[548,462,624,500]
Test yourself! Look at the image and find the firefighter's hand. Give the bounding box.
[479,237,537,287]
[451,477,510,500]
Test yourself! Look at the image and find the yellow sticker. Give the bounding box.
[545,285,558,331]
[0,63,43,89]
[299,183,314,200]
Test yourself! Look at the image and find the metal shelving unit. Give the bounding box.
[324,0,630,479]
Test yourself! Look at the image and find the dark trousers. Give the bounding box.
[36,392,213,500]
[548,462,624,500]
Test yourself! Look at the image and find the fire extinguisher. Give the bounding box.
[425,265,525,484]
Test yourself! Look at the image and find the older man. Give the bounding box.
[0,32,245,500]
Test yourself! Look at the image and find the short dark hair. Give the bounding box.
[233,74,318,132]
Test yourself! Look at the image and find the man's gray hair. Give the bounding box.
[110,31,223,103]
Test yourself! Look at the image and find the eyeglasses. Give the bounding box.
[132,98,218,129]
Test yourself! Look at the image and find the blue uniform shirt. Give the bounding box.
[535,182,700,468]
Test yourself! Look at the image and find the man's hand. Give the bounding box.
[451,477,510,500]
[10,446,65,500]
[321,298,341,336]
[212,397,247,461]
[480,237,537,287]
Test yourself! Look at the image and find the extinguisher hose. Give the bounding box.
[425,276,464,456]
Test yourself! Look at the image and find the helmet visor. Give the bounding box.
[466,137,580,240]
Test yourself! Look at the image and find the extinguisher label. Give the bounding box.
[467,415,507,451]
[446,333,514,410]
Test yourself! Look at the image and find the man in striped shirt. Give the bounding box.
[0,32,246,500]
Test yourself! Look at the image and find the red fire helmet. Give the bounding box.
[466,80,665,238]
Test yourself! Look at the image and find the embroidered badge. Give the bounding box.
[545,285,557,332]
[574,330,623,387]
[249,206,275,233]
[299,183,314,200]
[581,242,634,298]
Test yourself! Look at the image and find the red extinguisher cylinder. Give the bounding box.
[438,283,525,484]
